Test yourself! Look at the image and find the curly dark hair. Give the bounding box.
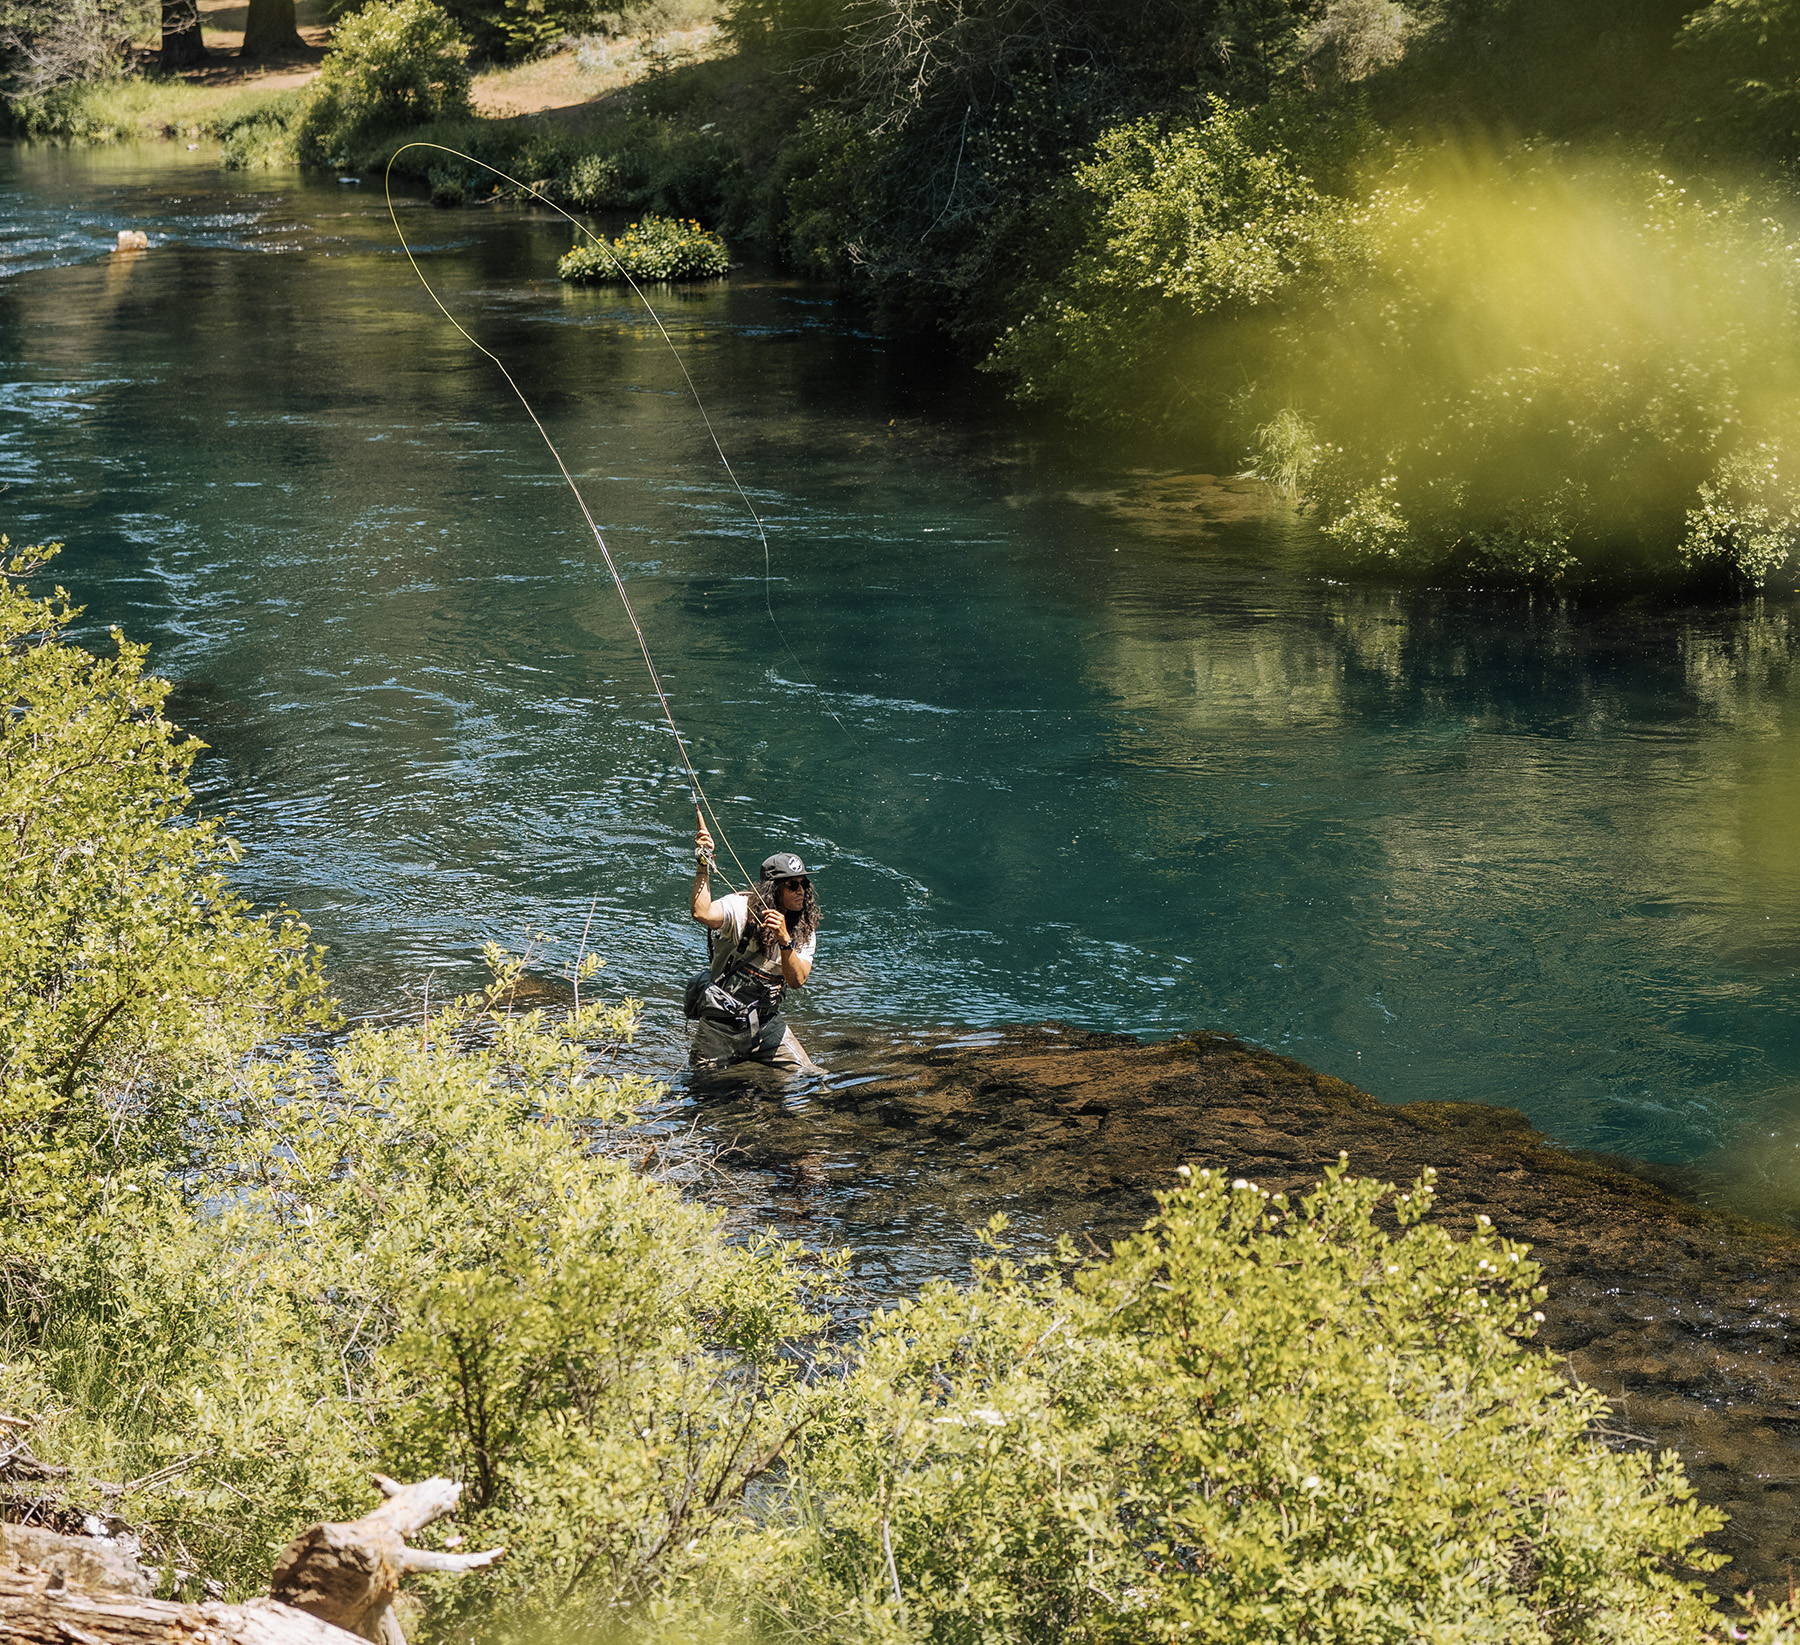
[745,865,819,964]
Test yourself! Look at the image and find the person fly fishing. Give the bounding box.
[387,151,840,1081]
[686,809,823,1075]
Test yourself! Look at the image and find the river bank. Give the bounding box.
[695,1022,1800,1596]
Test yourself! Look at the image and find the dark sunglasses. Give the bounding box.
[775,876,811,891]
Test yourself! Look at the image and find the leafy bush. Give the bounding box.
[1680,0,1800,159]
[989,108,1800,585]
[986,100,1362,427]
[560,214,730,281]
[0,543,328,1233]
[752,1165,1760,1644]
[0,960,828,1621]
[217,90,305,168]
[330,0,633,63]
[1267,153,1800,583]
[563,149,624,206]
[0,0,139,127]
[296,0,471,169]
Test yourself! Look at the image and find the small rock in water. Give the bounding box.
[115,230,149,252]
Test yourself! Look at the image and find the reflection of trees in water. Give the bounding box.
[1680,604,1800,729]
[1073,569,1800,1151]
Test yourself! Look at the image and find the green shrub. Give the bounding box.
[330,0,627,63]
[217,91,304,168]
[756,1165,1741,1645]
[426,159,472,202]
[296,0,471,170]
[563,149,624,207]
[560,214,730,281]
[990,110,1800,585]
[1678,0,1800,159]
[0,0,136,127]
[986,100,1361,428]
[0,543,328,1234]
[0,958,828,1621]
[1267,153,1800,583]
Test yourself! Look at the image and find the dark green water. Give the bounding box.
[6,143,1800,1199]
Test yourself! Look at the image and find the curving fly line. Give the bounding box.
[383,140,846,894]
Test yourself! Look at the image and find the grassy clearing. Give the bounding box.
[16,75,305,142]
[471,22,722,116]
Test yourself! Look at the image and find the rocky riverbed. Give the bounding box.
[686,1023,1800,1595]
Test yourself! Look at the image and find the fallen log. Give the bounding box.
[270,1475,504,1644]
[0,1566,359,1645]
[0,1474,502,1645]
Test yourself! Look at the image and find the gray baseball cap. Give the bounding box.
[761,852,811,879]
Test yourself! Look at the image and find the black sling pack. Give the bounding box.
[684,913,785,1051]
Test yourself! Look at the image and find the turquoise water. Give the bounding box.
[5,142,1800,1190]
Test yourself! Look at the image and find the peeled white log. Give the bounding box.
[0,1474,501,1645]
[0,1566,360,1645]
[268,1476,504,1643]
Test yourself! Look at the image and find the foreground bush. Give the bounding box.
[296,0,471,169]
[560,214,731,282]
[0,959,828,1628]
[0,542,327,1230]
[753,1164,1743,1644]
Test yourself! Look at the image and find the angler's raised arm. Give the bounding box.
[692,812,728,927]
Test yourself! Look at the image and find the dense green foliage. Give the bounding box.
[676,0,1800,584]
[0,543,328,1228]
[2,549,1798,1638]
[328,0,620,63]
[991,123,1800,582]
[559,214,730,280]
[295,0,472,169]
[0,962,824,1626]
[0,0,146,130]
[763,1166,1738,1644]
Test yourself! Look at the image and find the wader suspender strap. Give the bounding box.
[713,911,782,997]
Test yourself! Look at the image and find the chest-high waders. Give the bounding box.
[682,915,790,1060]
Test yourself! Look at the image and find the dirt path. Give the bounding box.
[185,0,332,90]
[170,2,708,118]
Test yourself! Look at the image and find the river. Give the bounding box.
[5,141,1800,1229]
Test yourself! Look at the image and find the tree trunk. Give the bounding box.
[267,1477,502,1645]
[160,0,211,68]
[241,0,305,58]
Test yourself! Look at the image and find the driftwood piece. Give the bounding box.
[0,1520,152,1596]
[0,1473,500,1645]
[269,1475,504,1645]
[0,1566,360,1645]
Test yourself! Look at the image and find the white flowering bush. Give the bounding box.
[749,1162,1741,1645]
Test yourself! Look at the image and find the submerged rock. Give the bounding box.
[712,1023,1800,1593]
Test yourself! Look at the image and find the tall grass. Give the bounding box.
[13,77,304,143]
